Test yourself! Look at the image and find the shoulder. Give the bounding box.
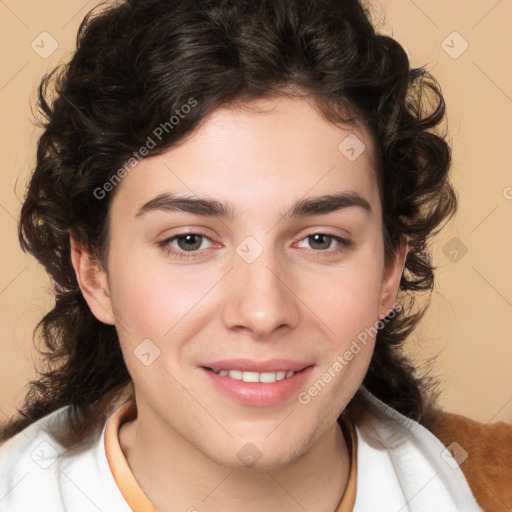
[350,387,485,511]
[426,408,512,512]
[0,406,71,510]
[0,406,130,511]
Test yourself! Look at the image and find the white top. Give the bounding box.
[0,387,483,511]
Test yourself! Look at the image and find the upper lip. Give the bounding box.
[201,359,312,373]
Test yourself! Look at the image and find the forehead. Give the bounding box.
[111,95,380,220]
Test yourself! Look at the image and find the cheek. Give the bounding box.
[301,273,381,412]
[107,244,206,334]
[310,259,384,341]
[313,273,380,328]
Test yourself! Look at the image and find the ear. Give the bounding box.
[378,238,408,319]
[69,235,115,325]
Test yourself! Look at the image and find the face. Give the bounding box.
[74,95,406,470]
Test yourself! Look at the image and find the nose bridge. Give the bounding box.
[221,236,301,337]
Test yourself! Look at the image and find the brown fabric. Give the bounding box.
[427,409,512,512]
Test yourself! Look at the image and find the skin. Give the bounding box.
[71,94,407,512]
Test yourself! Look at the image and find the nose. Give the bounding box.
[221,245,301,339]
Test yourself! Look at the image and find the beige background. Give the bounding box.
[0,0,511,425]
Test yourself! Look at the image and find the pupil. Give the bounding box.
[311,234,329,250]
[179,234,201,251]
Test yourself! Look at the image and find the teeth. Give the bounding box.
[242,371,260,383]
[228,370,243,380]
[211,369,297,382]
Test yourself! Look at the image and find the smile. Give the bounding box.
[201,363,314,406]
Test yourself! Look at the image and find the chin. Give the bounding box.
[205,432,313,472]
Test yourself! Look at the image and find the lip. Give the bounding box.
[200,360,314,406]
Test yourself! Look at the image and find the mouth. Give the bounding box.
[199,360,314,406]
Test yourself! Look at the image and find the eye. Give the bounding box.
[158,231,352,261]
[159,232,214,260]
[296,233,352,254]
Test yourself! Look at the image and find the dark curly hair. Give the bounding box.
[1,0,456,448]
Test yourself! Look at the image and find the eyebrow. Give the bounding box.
[135,191,372,220]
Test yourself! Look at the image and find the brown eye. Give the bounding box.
[159,232,214,260]
[297,233,351,253]
[307,234,333,250]
[174,234,205,251]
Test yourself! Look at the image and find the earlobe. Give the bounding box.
[69,236,115,325]
[378,239,409,319]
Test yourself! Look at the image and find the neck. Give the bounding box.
[119,406,350,512]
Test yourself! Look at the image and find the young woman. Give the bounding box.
[1,0,510,510]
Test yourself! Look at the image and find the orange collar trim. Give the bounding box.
[104,401,157,511]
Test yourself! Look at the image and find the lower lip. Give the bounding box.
[201,366,314,406]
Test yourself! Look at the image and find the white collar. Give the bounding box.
[352,388,483,511]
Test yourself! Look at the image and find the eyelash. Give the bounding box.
[158,231,352,261]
